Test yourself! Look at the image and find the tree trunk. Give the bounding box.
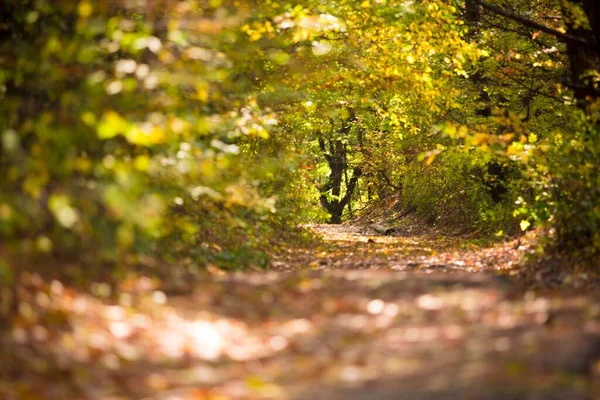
[465,0,481,24]
[317,110,362,224]
[563,1,600,106]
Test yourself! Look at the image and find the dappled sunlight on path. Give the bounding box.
[2,225,599,399]
[272,224,527,274]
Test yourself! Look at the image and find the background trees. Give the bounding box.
[0,0,300,280]
[1,0,600,278]
[460,0,600,255]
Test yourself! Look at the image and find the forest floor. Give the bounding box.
[2,224,600,399]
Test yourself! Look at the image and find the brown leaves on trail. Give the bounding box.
[1,225,600,399]
[271,224,530,274]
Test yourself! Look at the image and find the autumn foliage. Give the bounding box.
[1,0,600,288]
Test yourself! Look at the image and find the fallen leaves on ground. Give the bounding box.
[1,225,599,399]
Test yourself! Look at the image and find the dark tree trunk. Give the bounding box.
[318,110,362,224]
[563,1,600,106]
[465,0,481,24]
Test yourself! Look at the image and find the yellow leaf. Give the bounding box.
[126,123,165,146]
[78,0,93,18]
[249,31,262,42]
[425,153,437,165]
[133,155,151,171]
[98,111,128,140]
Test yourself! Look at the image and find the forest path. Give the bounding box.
[4,225,600,399]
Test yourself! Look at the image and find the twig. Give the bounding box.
[475,0,595,48]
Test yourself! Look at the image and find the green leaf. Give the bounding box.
[0,258,13,284]
[98,111,129,140]
[48,194,80,229]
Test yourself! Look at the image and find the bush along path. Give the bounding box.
[2,225,600,400]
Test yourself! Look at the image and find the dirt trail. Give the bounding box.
[3,225,600,399]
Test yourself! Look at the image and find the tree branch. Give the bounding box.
[341,167,362,207]
[378,169,401,190]
[319,194,332,210]
[317,134,333,165]
[497,70,563,103]
[475,0,595,48]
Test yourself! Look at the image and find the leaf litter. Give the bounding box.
[1,224,599,399]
